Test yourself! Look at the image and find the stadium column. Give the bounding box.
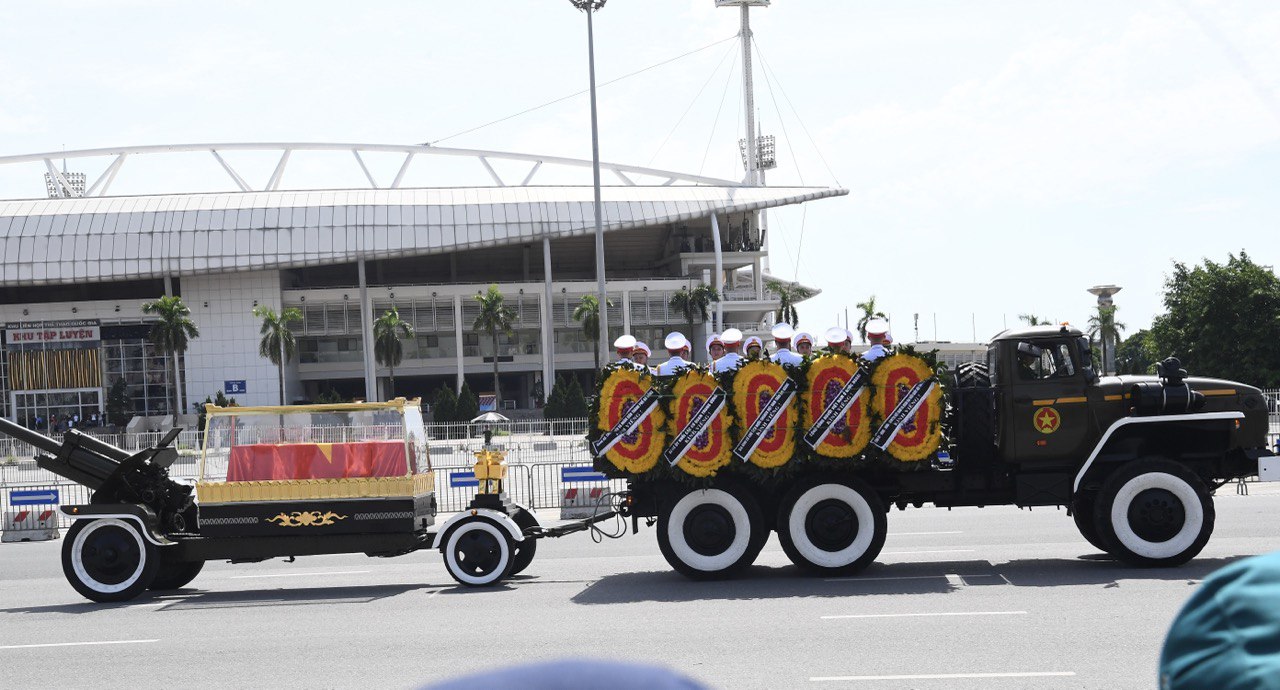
[710,214,723,332]
[622,291,631,335]
[453,293,464,393]
[358,259,377,402]
[542,237,554,398]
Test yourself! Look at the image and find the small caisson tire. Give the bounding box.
[1093,459,1215,567]
[62,518,159,603]
[776,477,887,576]
[442,517,514,586]
[148,559,205,591]
[657,484,763,580]
[508,508,539,576]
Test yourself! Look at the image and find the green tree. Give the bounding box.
[105,377,133,427]
[472,285,515,405]
[432,384,457,427]
[1150,252,1280,386]
[374,305,415,399]
[543,375,567,420]
[456,381,480,423]
[766,279,815,328]
[854,295,888,344]
[252,305,303,405]
[141,295,199,416]
[1019,314,1050,326]
[573,293,615,373]
[1088,304,1126,376]
[565,376,589,418]
[1114,329,1157,376]
[667,283,719,362]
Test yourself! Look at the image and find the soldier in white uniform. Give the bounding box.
[657,332,693,376]
[744,336,764,359]
[824,326,852,354]
[793,331,815,359]
[862,318,892,363]
[613,334,640,369]
[713,328,745,373]
[770,323,803,367]
[633,341,653,371]
[706,333,725,363]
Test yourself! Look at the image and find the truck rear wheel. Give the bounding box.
[62,518,159,603]
[953,362,995,466]
[776,477,886,576]
[148,559,205,591]
[1093,459,1215,567]
[657,484,763,580]
[442,517,514,586]
[1071,491,1107,552]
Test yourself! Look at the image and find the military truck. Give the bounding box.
[597,325,1277,579]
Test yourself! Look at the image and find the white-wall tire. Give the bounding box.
[1094,460,1214,567]
[61,518,158,603]
[657,486,762,580]
[442,518,514,586]
[777,478,886,575]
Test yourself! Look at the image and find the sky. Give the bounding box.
[1,0,1277,343]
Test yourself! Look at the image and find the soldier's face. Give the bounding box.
[747,346,761,357]
[710,343,725,358]
[797,342,812,355]
[633,352,648,365]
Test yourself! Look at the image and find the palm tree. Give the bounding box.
[1019,314,1050,326]
[573,294,613,373]
[473,285,514,405]
[141,295,199,417]
[854,295,888,344]
[766,279,815,328]
[1088,305,1126,376]
[253,305,303,405]
[375,305,415,400]
[668,283,720,362]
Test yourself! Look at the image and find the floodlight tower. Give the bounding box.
[570,0,610,366]
[1088,285,1123,375]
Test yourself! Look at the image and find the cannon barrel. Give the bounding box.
[0,417,128,490]
[0,416,65,454]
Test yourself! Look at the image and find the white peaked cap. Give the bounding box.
[771,323,795,341]
[634,341,651,356]
[744,336,764,350]
[706,333,723,351]
[721,328,744,345]
[865,318,890,336]
[664,331,690,351]
[793,331,814,346]
[613,334,637,350]
[825,326,850,344]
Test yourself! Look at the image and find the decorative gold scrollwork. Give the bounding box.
[267,511,348,527]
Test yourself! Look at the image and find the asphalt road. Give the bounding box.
[3,484,1279,690]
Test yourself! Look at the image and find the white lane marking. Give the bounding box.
[821,610,1027,620]
[428,589,443,599]
[812,671,1075,682]
[823,574,952,583]
[881,549,975,555]
[229,570,370,580]
[892,531,963,536]
[1,639,159,650]
[945,573,964,587]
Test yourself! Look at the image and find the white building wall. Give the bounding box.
[181,270,289,408]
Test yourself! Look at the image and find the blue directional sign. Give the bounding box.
[224,380,247,395]
[10,489,59,506]
[449,471,478,488]
[561,466,608,483]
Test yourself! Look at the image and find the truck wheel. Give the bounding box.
[442,517,514,586]
[148,559,205,591]
[62,519,159,603]
[657,485,763,580]
[1093,460,1215,567]
[776,477,886,575]
[508,508,538,576]
[1071,492,1107,553]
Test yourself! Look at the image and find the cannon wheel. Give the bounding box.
[442,516,514,587]
[62,518,159,603]
[509,508,539,576]
[149,559,205,591]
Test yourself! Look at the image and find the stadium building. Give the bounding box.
[0,143,844,426]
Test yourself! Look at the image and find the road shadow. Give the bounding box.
[3,582,432,614]
[569,554,1253,605]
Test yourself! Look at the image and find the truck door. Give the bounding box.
[1008,339,1092,467]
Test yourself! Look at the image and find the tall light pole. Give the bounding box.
[1088,285,1122,375]
[571,0,610,367]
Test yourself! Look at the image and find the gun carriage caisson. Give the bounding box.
[592,325,1279,579]
[1,399,599,602]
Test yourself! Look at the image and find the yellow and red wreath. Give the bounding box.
[802,354,871,458]
[667,369,733,477]
[595,367,667,473]
[731,360,798,468]
[870,353,943,462]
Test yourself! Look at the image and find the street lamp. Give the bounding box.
[570,0,610,367]
[1087,285,1122,375]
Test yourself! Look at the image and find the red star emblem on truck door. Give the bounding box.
[1035,407,1060,434]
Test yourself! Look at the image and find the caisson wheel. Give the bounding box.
[657,485,763,580]
[442,517,514,586]
[148,559,205,591]
[1071,491,1107,553]
[508,508,539,576]
[1093,460,1215,567]
[776,477,886,576]
[62,518,159,603]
